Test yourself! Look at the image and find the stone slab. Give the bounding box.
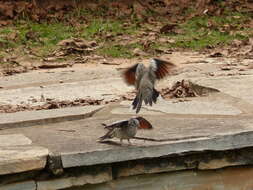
[61,130,253,168]
[1,114,253,170]
[197,75,253,105]
[114,147,253,178]
[0,105,104,129]
[198,158,241,170]
[0,66,119,89]
[83,166,253,190]
[111,105,166,116]
[0,145,49,175]
[0,134,32,146]
[0,78,130,106]
[115,157,195,178]
[118,97,242,116]
[0,181,36,190]
[37,167,112,190]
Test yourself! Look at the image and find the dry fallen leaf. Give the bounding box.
[54,38,98,56]
[101,61,120,65]
[161,79,219,99]
[209,52,223,57]
[160,23,178,34]
[133,48,147,56]
[220,66,232,71]
[0,3,14,18]
[7,32,18,41]
[38,62,72,69]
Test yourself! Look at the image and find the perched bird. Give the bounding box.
[99,117,153,145]
[123,58,176,113]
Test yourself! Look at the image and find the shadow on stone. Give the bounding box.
[97,135,210,147]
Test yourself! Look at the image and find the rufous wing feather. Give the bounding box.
[136,117,153,129]
[122,64,138,85]
[153,58,176,80]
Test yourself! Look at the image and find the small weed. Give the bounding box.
[67,8,91,19]
[24,22,75,55]
[97,43,142,58]
[97,45,132,58]
[0,28,17,48]
[1,21,77,56]
[81,19,137,40]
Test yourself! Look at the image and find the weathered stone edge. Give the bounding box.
[0,145,49,176]
[1,130,253,176]
[0,105,104,130]
[2,131,253,189]
[0,181,36,190]
[61,130,253,168]
[0,166,113,190]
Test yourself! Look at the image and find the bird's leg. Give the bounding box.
[128,139,132,145]
[120,139,123,145]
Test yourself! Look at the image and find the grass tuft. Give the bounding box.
[0,9,252,60]
[159,11,252,50]
[97,43,142,58]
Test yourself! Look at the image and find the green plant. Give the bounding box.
[161,11,252,49]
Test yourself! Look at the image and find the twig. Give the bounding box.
[133,135,209,142]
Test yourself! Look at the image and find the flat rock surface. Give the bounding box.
[0,145,48,175]
[0,78,130,105]
[0,134,32,146]
[0,105,104,129]
[1,111,253,168]
[0,181,36,190]
[37,167,112,190]
[196,75,253,104]
[1,53,253,173]
[83,167,253,190]
[118,95,242,116]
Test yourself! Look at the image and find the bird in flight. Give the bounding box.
[123,58,176,113]
[99,117,153,145]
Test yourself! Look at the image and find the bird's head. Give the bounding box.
[129,118,140,127]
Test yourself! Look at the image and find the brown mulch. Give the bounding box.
[161,80,198,99]
[0,0,252,24]
[121,80,220,101]
[161,80,220,99]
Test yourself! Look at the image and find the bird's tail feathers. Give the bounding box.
[132,95,138,110]
[99,131,113,141]
[132,93,143,114]
[136,94,143,114]
[132,88,159,114]
[142,88,158,107]
[152,88,160,103]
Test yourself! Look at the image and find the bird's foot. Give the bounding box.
[119,139,134,146]
[127,139,135,146]
[120,139,127,146]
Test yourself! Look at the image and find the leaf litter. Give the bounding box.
[0,0,252,76]
[121,80,220,101]
[0,97,119,113]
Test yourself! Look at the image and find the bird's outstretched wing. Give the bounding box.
[99,120,129,141]
[122,64,139,85]
[102,120,129,130]
[150,58,176,80]
[135,117,153,129]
